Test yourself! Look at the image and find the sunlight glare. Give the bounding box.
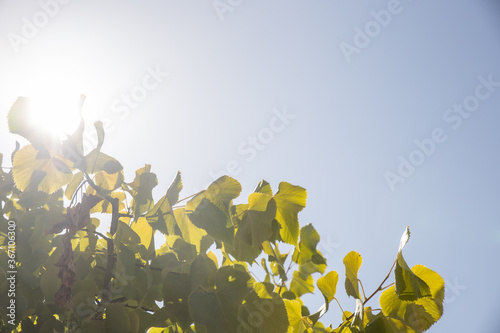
[20,67,88,141]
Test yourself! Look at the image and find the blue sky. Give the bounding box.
[1,0,500,331]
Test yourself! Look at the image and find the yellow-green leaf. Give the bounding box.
[174,208,207,252]
[65,172,84,200]
[343,251,362,299]
[292,224,326,275]
[274,182,307,245]
[317,271,339,303]
[131,217,154,250]
[394,227,431,301]
[12,144,73,194]
[290,271,314,297]
[284,299,303,331]
[185,176,241,243]
[380,265,445,332]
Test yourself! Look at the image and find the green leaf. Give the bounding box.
[81,321,107,333]
[380,265,444,332]
[162,272,192,328]
[174,208,208,252]
[273,182,307,245]
[147,194,178,236]
[317,271,339,303]
[131,217,154,250]
[8,97,32,139]
[394,227,431,301]
[231,194,277,262]
[190,254,217,291]
[105,303,130,333]
[283,299,305,332]
[254,179,273,195]
[84,149,123,174]
[394,254,432,301]
[343,251,362,299]
[128,165,158,217]
[364,313,399,333]
[65,172,84,200]
[166,171,183,205]
[185,176,241,243]
[12,144,73,194]
[114,220,141,245]
[188,265,251,332]
[290,270,314,297]
[292,224,327,276]
[94,120,105,151]
[237,282,288,333]
[40,264,61,303]
[93,170,124,192]
[146,172,184,236]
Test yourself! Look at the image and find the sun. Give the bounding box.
[25,89,84,141]
[17,64,90,141]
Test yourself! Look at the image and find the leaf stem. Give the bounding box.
[177,190,205,203]
[341,259,397,325]
[358,279,367,302]
[333,297,345,315]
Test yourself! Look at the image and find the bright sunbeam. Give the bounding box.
[17,61,89,141]
[25,89,83,140]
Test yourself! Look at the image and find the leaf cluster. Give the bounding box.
[0,97,445,332]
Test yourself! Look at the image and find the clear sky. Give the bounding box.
[1,0,500,331]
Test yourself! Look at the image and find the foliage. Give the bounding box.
[0,97,445,332]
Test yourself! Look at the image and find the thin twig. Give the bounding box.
[341,259,397,325]
[334,297,345,315]
[176,190,204,204]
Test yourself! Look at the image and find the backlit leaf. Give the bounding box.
[232,194,276,262]
[380,265,445,332]
[290,271,314,297]
[273,182,307,245]
[131,216,154,250]
[128,165,158,217]
[12,144,73,194]
[166,171,183,205]
[85,149,123,175]
[343,251,362,299]
[394,227,431,301]
[254,179,273,195]
[188,265,251,332]
[237,282,288,333]
[283,299,303,332]
[317,270,339,303]
[174,208,207,252]
[185,176,241,243]
[292,224,327,275]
